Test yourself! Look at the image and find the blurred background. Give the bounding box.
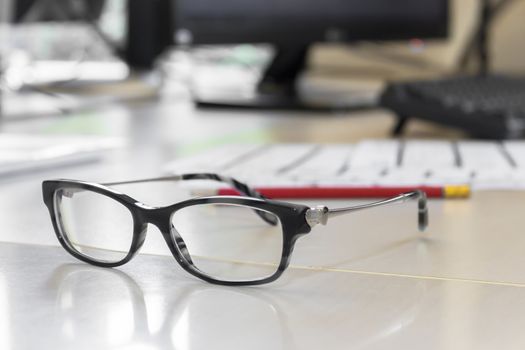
[1,0,525,178]
[3,4,525,348]
[0,0,523,118]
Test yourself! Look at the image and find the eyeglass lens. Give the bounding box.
[54,188,134,263]
[171,203,283,282]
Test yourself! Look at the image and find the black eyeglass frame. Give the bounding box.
[42,173,428,286]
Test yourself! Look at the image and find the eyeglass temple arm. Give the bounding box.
[103,173,278,225]
[104,173,264,198]
[305,190,428,231]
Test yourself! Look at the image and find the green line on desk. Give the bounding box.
[178,129,273,156]
[43,113,106,134]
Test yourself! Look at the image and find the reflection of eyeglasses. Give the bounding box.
[42,173,428,286]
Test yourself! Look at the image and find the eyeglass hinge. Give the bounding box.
[305,206,329,228]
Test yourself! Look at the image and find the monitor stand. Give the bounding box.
[194,45,378,112]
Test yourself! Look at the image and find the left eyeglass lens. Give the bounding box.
[171,203,284,282]
[54,188,134,263]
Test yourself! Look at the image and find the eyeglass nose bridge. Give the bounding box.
[133,202,166,226]
[134,205,194,267]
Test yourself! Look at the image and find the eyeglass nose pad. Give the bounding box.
[255,209,279,226]
[130,224,148,258]
[170,224,194,265]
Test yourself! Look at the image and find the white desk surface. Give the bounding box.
[1,97,524,349]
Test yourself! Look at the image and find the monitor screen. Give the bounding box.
[175,0,449,45]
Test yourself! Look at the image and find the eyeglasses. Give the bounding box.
[42,173,428,286]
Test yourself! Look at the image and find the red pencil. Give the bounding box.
[213,185,470,199]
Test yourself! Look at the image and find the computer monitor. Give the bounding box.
[174,0,449,111]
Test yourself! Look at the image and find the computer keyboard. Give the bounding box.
[380,75,525,139]
[165,140,525,190]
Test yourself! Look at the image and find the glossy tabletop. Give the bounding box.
[1,94,524,349]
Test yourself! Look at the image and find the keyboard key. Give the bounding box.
[503,141,525,168]
[286,145,353,180]
[349,140,400,169]
[226,144,319,176]
[402,140,456,168]
[378,168,428,186]
[456,141,513,170]
[165,144,263,173]
[425,168,472,185]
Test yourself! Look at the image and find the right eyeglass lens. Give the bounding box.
[54,188,134,263]
[171,203,284,282]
